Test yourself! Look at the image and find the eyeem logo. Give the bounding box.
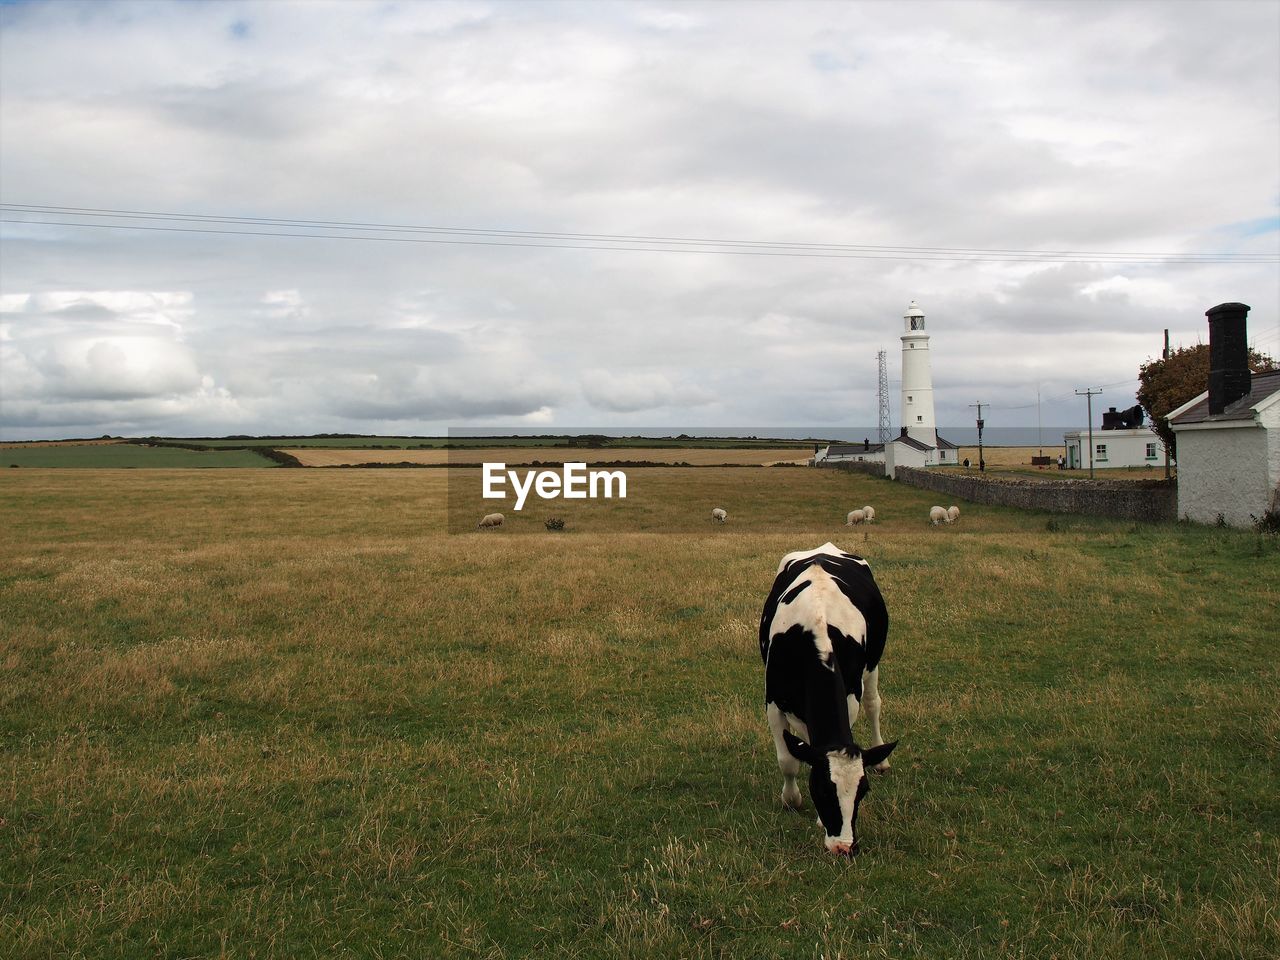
[482,462,627,511]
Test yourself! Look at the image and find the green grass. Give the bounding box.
[0,468,1276,959]
[1,445,275,468]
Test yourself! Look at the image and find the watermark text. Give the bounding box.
[482,462,627,511]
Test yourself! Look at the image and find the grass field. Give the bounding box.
[290,447,814,467]
[158,436,819,450]
[1,468,1276,959]
[0,445,275,469]
[948,447,1175,483]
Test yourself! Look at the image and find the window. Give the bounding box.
[1146,443,1157,459]
[1095,443,1108,461]
[917,416,923,422]
[907,395,913,403]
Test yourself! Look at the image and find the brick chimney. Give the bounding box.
[1206,302,1251,415]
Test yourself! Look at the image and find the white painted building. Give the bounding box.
[1063,427,1166,470]
[815,440,885,464]
[892,301,958,471]
[900,300,937,448]
[815,300,957,475]
[1168,302,1280,528]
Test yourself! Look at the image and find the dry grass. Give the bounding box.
[288,446,814,467]
[1,467,1275,959]
[955,445,1058,467]
[0,438,123,448]
[951,446,1175,482]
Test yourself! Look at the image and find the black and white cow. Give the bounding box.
[759,542,896,856]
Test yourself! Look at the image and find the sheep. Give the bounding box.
[862,505,876,523]
[845,508,866,526]
[946,505,960,524]
[929,506,947,525]
[477,512,505,529]
[711,507,728,523]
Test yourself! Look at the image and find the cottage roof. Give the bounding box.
[1169,369,1280,427]
[892,434,934,452]
[934,434,959,450]
[827,442,884,455]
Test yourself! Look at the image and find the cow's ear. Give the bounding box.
[783,731,820,765]
[862,740,897,769]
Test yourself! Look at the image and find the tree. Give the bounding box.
[1138,344,1276,456]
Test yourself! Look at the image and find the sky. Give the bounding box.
[1,0,1277,440]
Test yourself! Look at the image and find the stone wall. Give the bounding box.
[820,460,888,479]
[893,467,1177,522]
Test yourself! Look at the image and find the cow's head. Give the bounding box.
[783,731,896,856]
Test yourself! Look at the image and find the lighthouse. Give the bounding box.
[900,300,937,447]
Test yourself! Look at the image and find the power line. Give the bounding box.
[988,378,1139,411]
[2,203,1276,264]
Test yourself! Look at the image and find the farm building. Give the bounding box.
[1168,302,1280,528]
[1063,405,1167,470]
[883,428,961,478]
[815,440,885,465]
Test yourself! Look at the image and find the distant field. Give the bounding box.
[1,444,274,469]
[0,438,123,449]
[1,467,1275,958]
[948,446,1175,481]
[288,446,815,467]
[165,436,819,450]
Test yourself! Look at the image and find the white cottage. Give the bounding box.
[1063,406,1167,471]
[1168,302,1280,528]
[815,440,885,465]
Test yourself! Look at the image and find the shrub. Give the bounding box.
[544,517,566,531]
[1250,507,1280,536]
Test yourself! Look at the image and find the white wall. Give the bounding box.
[1175,423,1271,526]
[1265,403,1280,512]
[1063,429,1164,469]
[884,441,930,479]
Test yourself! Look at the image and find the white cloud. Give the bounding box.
[0,0,1276,438]
[581,369,715,413]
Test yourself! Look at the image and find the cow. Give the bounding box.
[759,542,896,856]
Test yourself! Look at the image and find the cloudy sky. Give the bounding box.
[1,0,1277,440]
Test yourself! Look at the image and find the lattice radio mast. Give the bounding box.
[876,349,891,444]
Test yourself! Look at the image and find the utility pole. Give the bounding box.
[969,401,986,471]
[1036,383,1043,458]
[1163,329,1172,480]
[1076,387,1102,479]
[876,350,891,445]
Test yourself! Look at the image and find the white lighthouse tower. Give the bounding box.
[900,300,937,447]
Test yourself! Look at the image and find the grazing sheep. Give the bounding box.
[712,507,728,523]
[862,505,876,523]
[846,509,866,526]
[946,505,960,524]
[477,512,505,529]
[929,506,947,525]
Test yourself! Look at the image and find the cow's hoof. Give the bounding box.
[782,790,803,810]
[872,759,891,772]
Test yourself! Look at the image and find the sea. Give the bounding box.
[449,426,1075,447]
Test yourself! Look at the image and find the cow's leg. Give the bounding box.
[846,692,861,729]
[767,703,803,809]
[862,667,890,770]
